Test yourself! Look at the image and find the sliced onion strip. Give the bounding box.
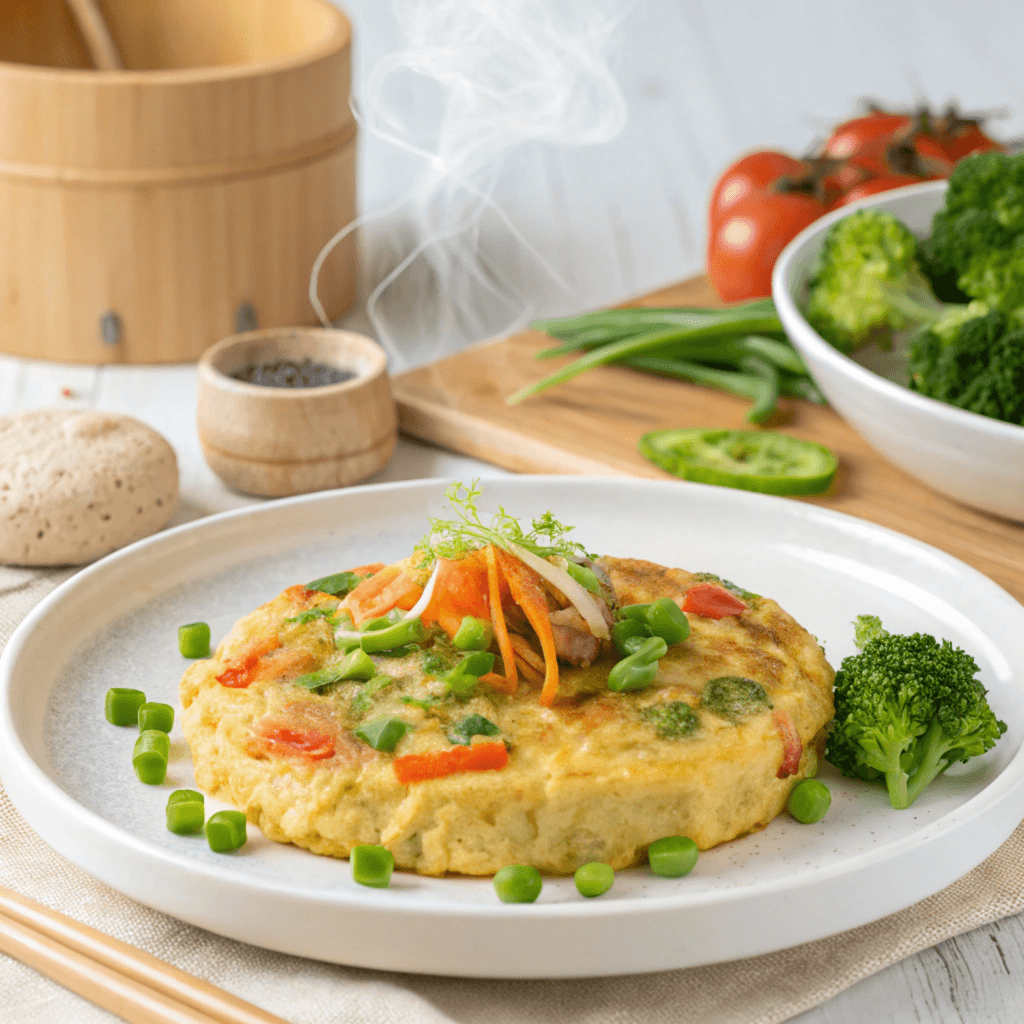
[507,542,610,640]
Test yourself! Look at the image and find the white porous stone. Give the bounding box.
[0,409,179,566]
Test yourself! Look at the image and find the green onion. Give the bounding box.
[138,702,174,733]
[513,300,825,423]
[166,790,205,835]
[206,810,247,853]
[452,615,494,651]
[178,623,210,659]
[133,730,169,785]
[360,618,427,654]
[167,789,204,806]
[351,844,394,888]
[354,717,412,753]
[105,688,146,727]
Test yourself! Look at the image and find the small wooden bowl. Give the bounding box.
[197,328,396,497]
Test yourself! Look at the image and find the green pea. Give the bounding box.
[611,618,651,657]
[105,688,146,726]
[352,844,394,888]
[138,702,174,733]
[354,717,412,753]
[132,730,169,785]
[178,622,211,659]
[453,616,494,651]
[360,617,427,654]
[166,799,204,835]
[648,835,699,877]
[645,598,690,646]
[206,810,247,852]
[788,779,831,824]
[574,862,614,898]
[493,864,542,903]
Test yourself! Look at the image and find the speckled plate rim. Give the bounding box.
[2,477,1023,977]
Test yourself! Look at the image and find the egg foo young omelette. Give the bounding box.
[180,483,835,876]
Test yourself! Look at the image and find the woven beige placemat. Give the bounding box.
[1,563,1023,1024]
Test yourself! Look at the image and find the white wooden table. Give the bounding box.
[4,0,1024,1019]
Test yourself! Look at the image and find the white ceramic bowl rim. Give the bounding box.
[772,179,1024,444]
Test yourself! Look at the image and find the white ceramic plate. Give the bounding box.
[2,478,1023,979]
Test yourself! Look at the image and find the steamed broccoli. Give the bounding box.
[908,309,1024,425]
[825,615,1006,809]
[804,210,938,353]
[929,151,1024,324]
[803,209,987,355]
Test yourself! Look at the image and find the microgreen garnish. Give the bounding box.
[417,480,591,567]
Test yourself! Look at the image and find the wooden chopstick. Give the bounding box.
[0,885,289,1024]
[64,0,124,70]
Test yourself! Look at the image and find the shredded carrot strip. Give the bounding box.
[480,671,517,695]
[485,545,517,693]
[495,548,560,705]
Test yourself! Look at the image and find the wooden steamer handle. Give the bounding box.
[65,0,123,71]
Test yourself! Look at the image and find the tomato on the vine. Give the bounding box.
[937,122,1005,161]
[708,150,806,229]
[708,191,826,301]
[823,112,912,160]
[832,176,926,208]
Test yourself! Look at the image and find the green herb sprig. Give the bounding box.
[417,480,591,567]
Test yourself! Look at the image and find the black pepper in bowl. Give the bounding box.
[231,359,356,388]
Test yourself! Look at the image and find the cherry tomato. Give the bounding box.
[823,112,912,160]
[708,150,806,230]
[708,190,825,302]
[832,175,929,208]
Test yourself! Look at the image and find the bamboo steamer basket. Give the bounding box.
[0,0,357,364]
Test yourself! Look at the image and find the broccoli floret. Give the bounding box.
[825,619,1006,809]
[929,152,1024,324]
[803,208,990,356]
[908,310,1024,426]
[804,210,941,353]
[641,701,700,739]
[701,676,773,724]
[852,614,889,648]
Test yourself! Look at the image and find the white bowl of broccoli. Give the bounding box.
[773,171,1024,522]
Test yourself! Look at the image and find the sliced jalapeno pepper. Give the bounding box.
[639,428,837,496]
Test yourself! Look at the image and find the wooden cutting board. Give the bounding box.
[393,275,1024,603]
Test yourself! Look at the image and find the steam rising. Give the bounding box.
[310,0,632,369]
